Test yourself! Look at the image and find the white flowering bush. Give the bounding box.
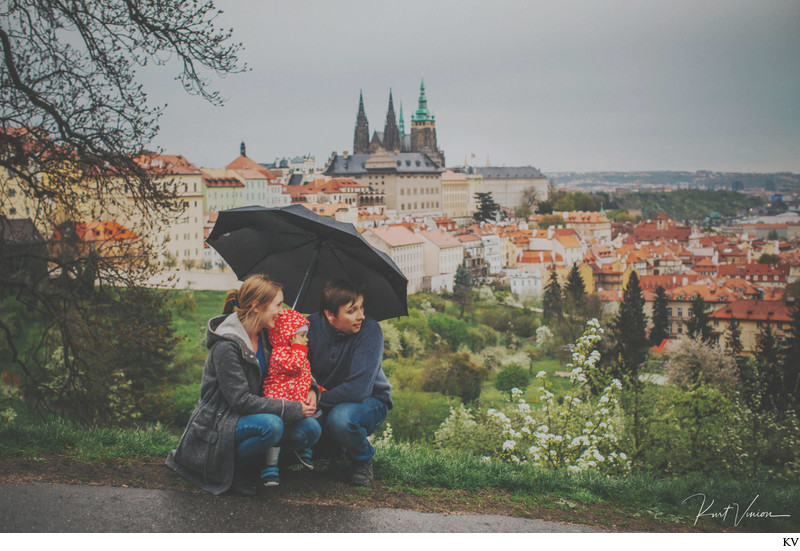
[381,322,403,358]
[369,423,395,450]
[434,319,630,475]
[434,404,499,455]
[477,286,496,304]
[489,320,629,473]
[535,325,554,354]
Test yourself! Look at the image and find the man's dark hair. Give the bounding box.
[320,279,363,316]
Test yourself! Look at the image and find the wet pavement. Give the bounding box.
[0,482,599,533]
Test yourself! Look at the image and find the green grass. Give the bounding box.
[373,444,798,531]
[478,357,573,409]
[1,417,796,531]
[0,418,179,459]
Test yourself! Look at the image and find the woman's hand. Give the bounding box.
[301,401,316,417]
[305,389,317,409]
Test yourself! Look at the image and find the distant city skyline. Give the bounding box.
[140,1,800,173]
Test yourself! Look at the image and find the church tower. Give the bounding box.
[353,90,370,154]
[382,90,401,152]
[410,78,443,166]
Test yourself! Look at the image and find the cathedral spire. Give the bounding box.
[412,77,434,122]
[383,89,401,152]
[357,89,366,118]
[353,89,370,154]
[399,102,405,137]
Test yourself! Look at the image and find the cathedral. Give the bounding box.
[353,79,445,167]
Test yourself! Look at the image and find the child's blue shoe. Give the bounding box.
[260,465,279,487]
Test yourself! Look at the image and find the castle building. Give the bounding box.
[326,79,446,218]
[352,79,445,167]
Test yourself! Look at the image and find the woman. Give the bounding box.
[166,274,321,496]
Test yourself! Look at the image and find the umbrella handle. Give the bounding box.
[292,242,321,311]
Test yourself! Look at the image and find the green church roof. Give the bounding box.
[411,78,435,122]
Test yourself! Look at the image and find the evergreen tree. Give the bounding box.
[564,263,586,310]
[649,285,670,346]
[781,301,800,409]
[611,270,649,456]
[727,319,761,408]
[685,293,714,344]
[613,271,649,383]
[755,323,783,411]
[473,192,501,222]
[725,319,744,357]
[453,263,473,318]
[542,268,563,323]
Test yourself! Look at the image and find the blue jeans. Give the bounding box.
[320,397,388,463]
[234,414,321,468]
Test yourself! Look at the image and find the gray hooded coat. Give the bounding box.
[166,313,305,495]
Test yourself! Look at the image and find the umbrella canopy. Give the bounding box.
[207,204,408,321]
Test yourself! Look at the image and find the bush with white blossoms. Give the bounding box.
[535,325,553,348]
[489,319,629,474]
[434,319,630,474]
[434,404,499,455]
[368,423,396,450]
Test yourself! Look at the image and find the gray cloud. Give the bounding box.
[142,0,800,172]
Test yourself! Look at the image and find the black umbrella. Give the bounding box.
[206,204,408,321]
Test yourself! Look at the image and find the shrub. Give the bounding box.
[381,322,403,358]
[495,363,530,400]
[171,291,197,317]
[467,325,499,352]
[385,389,456,443]
[434,404,500,455]
[422,352,489,404]
[664,336,738,394]
[428,313,470,351]
[386,357,426,391]
[0,380,20,426]
[401,329,425,359]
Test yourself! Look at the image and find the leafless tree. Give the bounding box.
[0,1,245,422]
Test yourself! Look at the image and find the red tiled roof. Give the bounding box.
[710,299,792,322]
[52,221,138,242]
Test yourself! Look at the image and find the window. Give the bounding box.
[677,308,683,318]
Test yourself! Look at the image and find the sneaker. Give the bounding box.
[293,448,314,470]
[349,458,373,487]
[260,465,280,487]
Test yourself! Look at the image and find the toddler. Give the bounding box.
[261,308,322,486]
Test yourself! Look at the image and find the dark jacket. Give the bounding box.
[307,312,392,410]
[166,313,305,495]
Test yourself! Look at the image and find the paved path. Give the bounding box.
[0,482,599,533]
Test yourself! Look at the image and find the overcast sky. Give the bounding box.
[141,0,800,174]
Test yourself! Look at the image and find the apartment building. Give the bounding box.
[363,225,425,294]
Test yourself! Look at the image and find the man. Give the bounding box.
[307,279,392,486]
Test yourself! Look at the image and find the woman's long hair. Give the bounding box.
[223,274,283,334]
